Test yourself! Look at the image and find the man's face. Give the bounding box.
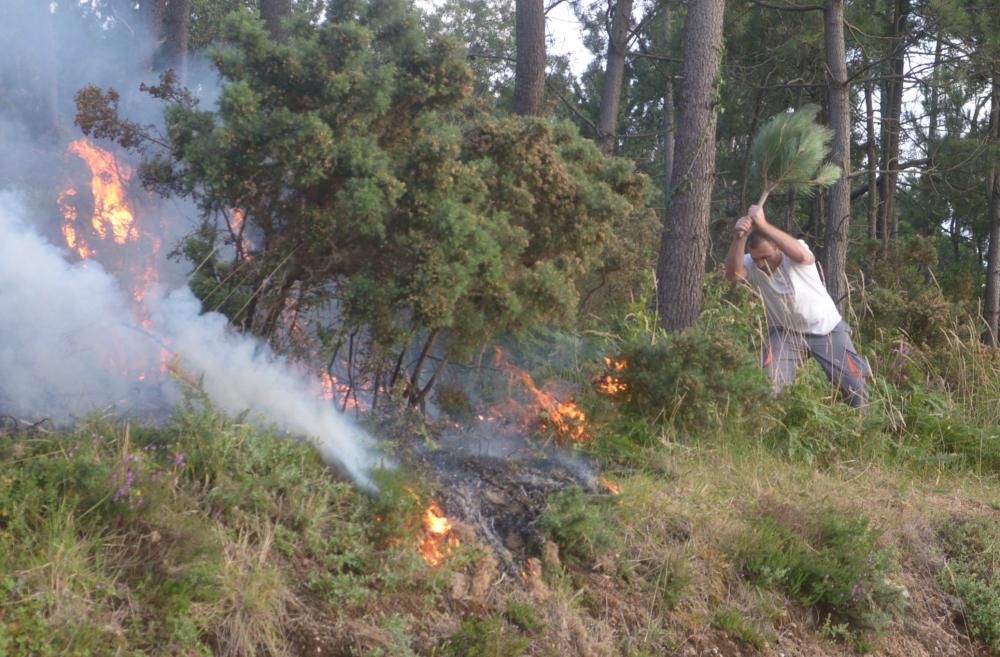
[748,240,782,273]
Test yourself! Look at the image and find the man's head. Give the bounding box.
[746,232,782,273]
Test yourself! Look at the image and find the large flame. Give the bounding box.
[65,138,138,247]
[419,502,460,566]
[58,138,166,380]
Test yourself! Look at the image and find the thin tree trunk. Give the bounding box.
[822,0,851,309]
[878,0,909,248]
[983,80,1000,345]
[655,0,725,332]
[662,4,676,211]
[927,34,942,144]
[512,0,546,116]
[597,0,634,153]
[260,0,292,43]
[409,329,442,404]
[864,76,878,241]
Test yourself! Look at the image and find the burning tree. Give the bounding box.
[75,0,649,411]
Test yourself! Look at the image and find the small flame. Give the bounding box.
[595,357,628,396]
[598,476,621,495]
[318,371,360,410]
[419,502,460,566]
[228,208,254,261]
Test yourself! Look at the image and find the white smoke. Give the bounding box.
[0,193,380,491]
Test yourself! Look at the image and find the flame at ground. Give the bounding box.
[492,347,592,443]
[598,476,621,495]
[419,502,460,566]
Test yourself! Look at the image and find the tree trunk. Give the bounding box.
[662,4,676,211]
[655,0,725,332]
[260,0,292,43]
[596,0,634,153]
[928,34,942,143]
[877,0,909,248]
[822,0,851,309]
[159,0,191,81]
[512,0,546,116]
[983,80,1000,346]
[864,76,878,241]
[143,0,166,36]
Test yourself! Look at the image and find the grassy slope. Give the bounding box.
[2,395,998,657]
[3,280,1000,657]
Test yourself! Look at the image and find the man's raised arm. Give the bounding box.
[747,205,815,265]
[725,215,752,282]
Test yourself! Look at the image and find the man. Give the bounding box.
[724,205,869,408]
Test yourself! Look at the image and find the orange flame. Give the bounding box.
[595,357,628,396]
[419,502,460,566]
[228,208,253,261]
[66,139,138,246]
[59,139,165,381]
[598,476,621,495]
[318,371,360,410]
[493,347,591,443]
[57,188,97,260]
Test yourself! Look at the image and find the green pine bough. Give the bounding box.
[749,104,841,215]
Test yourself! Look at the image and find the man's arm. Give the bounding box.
[747,205,815,265]
[725,215,752,282]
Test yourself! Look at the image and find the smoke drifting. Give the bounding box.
[0,194,380,489]
[0,194,171,418]
[0,4,381,490]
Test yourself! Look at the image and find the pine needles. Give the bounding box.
[751,105,841,206]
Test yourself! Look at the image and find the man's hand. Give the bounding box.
[735,216,753,238]
[748,204,768,228]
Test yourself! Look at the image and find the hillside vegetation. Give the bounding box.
[3,280,999,657]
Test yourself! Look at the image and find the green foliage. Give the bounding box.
[732,505,905,645]
[75,2,649,402]
[750,105,841,205]
[711,606,769,650]
[503,601,545,633]
[938,517,1000,652]
[0,404,442,657]
[765,368,871,464]
[540,486,621,565]
[442,614,533,657]
[614,322,771,432]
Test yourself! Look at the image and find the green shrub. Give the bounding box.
[503,601,545,632]
[938,517,1000,652]
[765,370,870,464]
[614,323,771,432]
[712,606,769,650]
[442,614,532,657]
[539,486,620,565]
[732,505,905,645]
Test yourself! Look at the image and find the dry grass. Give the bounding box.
[196,519,302,657]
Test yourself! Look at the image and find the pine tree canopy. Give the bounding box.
[750,104,841,206]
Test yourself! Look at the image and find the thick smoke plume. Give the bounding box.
[0,195,379,491]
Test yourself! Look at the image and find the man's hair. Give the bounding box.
[746,231,773,250]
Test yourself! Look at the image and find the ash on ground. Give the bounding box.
[404,420,608,571]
